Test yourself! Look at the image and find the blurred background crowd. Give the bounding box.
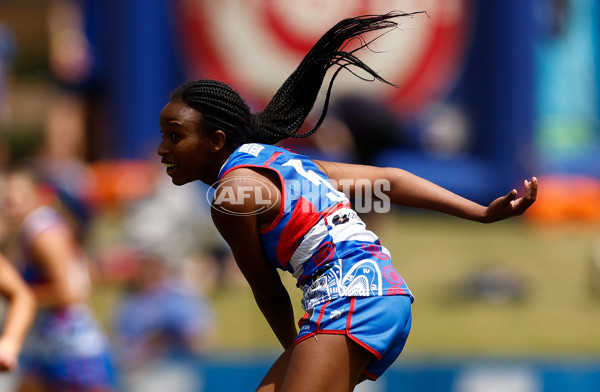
[0,0,599,391]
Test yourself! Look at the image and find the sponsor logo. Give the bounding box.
[383,265,404,286]
[332,213,350,225]
[239,143,264,157]
[387,286,406,295]
[312,241,335,267]
[362,243,390,260]
[329,310,343,320]
[298,308,314,329]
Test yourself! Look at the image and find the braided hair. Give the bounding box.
[170,11,424,149]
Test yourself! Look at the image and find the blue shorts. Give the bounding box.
[20,305,116,390]
[294,294,412,380]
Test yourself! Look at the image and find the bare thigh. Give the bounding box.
[257,334,373,392]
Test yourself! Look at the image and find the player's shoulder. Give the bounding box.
[212,167,279,217]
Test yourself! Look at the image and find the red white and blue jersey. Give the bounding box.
[218,143,413,310]
[17,207,92,296]
[18,206,90,296]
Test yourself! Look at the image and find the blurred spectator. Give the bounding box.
[47,0,93,87]
[459,265,529,305]
[121,165,216,264]
[331,95,473,164]
[29,88,95,234]
[416,101,473,158]
[0,21,16,127]
[33,0,98,231]
[279,113,358,163]
[330,95,403,165]
[2,164,117,392]
[111,248,215,392]
[534,0,570,38]
[119,160,242,293]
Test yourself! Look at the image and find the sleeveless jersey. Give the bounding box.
[218,143,413,310]
[18,206,90,298]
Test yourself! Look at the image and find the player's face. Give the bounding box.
[3,172,38,226]
[157,101,220,186]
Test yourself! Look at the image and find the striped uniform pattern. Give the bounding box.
[218,143,412,310]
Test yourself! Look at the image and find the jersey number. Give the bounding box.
[282,159,348,203]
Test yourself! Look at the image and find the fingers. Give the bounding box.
[504,189,518,202]
[523,177,538,202]
[511,177,538,214]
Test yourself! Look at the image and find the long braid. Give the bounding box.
[258,11,424,142]
[171,11,424,148]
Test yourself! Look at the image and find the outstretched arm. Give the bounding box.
[315,160,537,223]
[0,254,36,371]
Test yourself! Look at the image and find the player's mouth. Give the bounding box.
[164,162,178,174]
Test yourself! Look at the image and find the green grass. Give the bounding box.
[93,211,600,357]
[373,212,600,356]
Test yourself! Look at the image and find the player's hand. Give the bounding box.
[0,337,20,372]
[484,177,538,223]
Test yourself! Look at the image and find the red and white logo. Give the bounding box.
[175,0,469,115]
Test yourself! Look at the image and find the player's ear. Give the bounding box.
[210,130,227,152]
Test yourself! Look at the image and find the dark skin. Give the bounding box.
[158,100,538,391]
[211,167,297,349]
